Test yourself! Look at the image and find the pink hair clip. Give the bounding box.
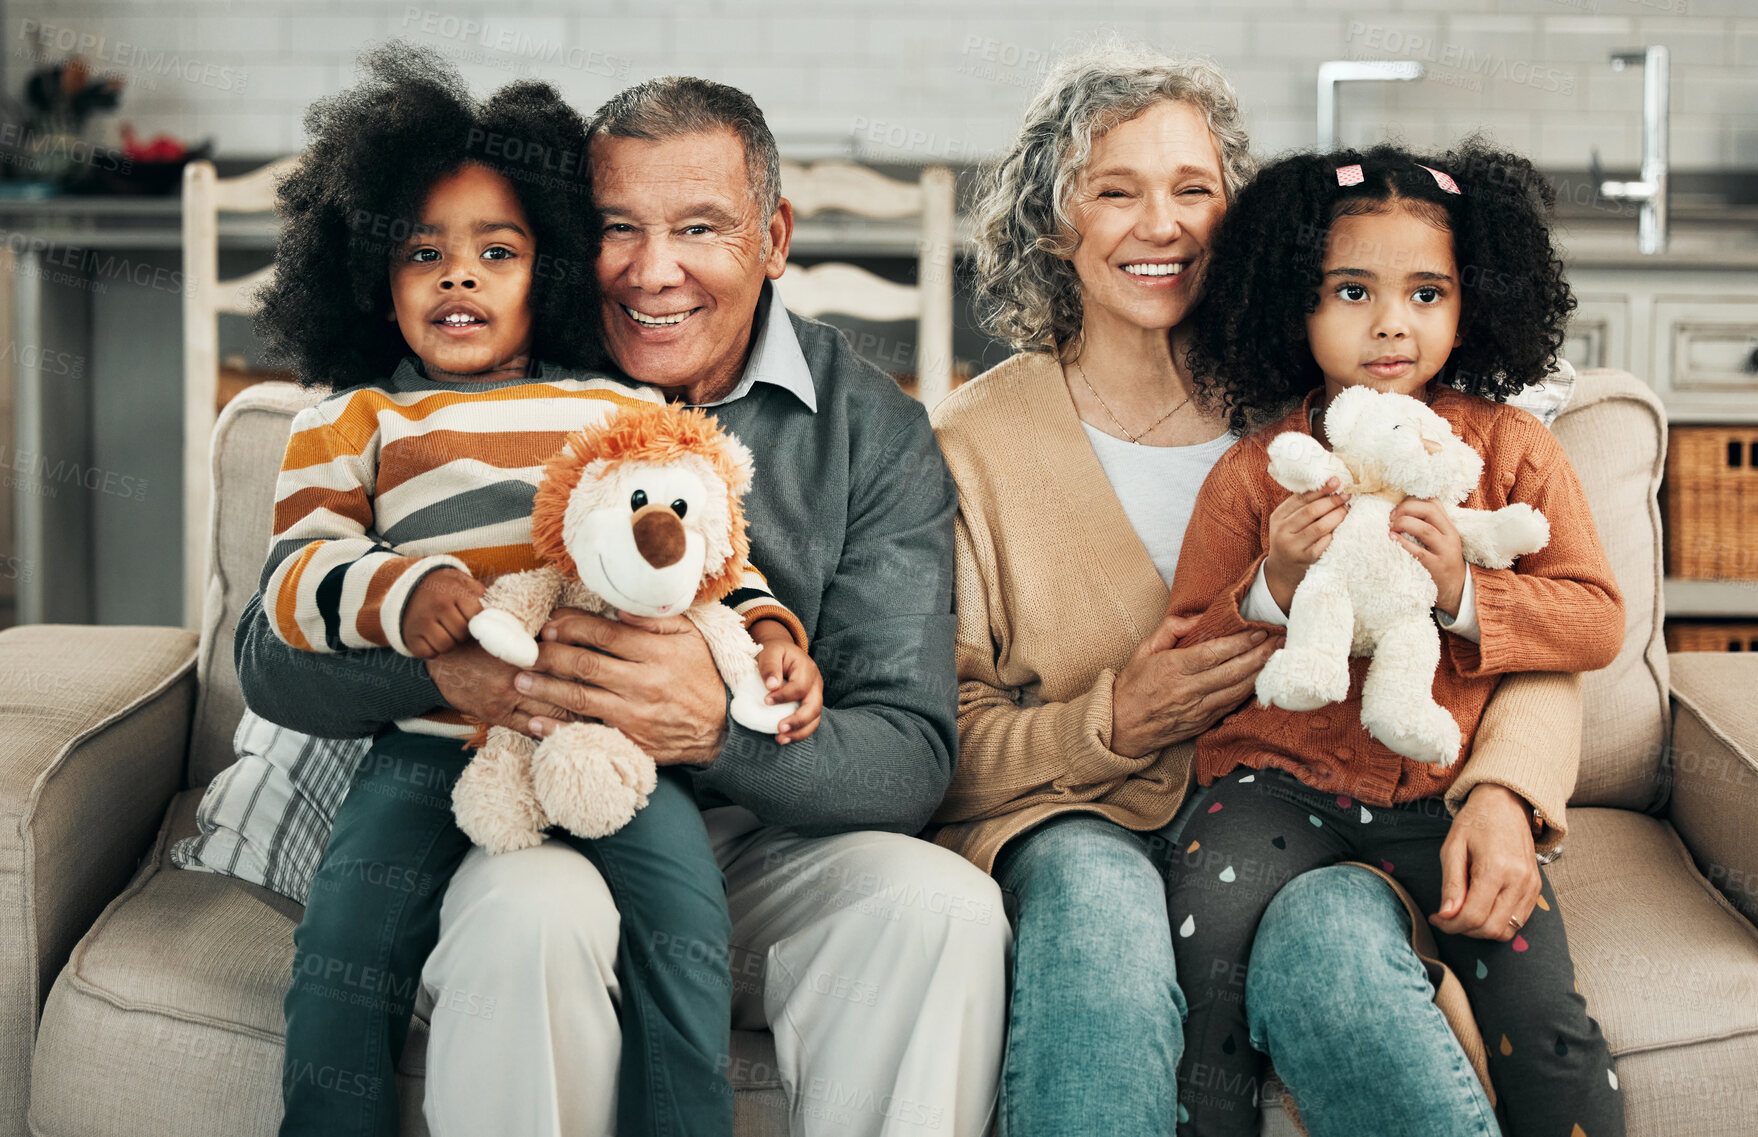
[1418,164,1461,194]
[1335,163,1364,187]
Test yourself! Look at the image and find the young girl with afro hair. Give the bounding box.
[257,43,818,1137]
[1162,139,1626,1137]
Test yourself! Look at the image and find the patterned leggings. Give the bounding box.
[1167,766,1624,1137]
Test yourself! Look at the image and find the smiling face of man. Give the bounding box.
[592,127,792,403]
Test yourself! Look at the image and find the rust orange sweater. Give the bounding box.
[1167,386,1624,806]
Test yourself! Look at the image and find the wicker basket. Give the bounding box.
[1666,620,1758,653]
[1665,427,1758,579]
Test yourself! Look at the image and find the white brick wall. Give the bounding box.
[11,0,1755,168]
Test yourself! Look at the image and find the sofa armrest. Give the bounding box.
[0,624,196,1122]
[1667,652,1758,925]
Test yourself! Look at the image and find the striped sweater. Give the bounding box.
[263,358,801,733]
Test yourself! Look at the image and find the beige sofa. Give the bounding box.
[3,369,1755,1137]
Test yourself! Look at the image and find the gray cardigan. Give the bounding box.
[233,312,959,836]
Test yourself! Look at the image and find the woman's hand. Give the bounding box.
[1430,782,1541,941]
[1264,478,1349,611]
[1390,498,1468,617]
[1110,614,1282,758]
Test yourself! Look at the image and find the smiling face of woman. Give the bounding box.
[1065,98,1228,343]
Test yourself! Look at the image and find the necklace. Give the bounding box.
[1072,359,1192,444]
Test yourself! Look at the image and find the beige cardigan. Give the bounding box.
[928,350,1581,876]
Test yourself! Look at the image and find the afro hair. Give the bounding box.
[1185,137,1575,435]
[254,41,603,390]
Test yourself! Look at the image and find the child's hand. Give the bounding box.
[1390,498,1468,617]
[756,640,824,744]
[1264,477,1349,612]
[402,568,486,658]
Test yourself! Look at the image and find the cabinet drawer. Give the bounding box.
[1562,295,1629,372]
[1655,298,1758,393]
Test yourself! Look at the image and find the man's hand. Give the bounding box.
[402,569,486,659]
[1390,498,1468,617]
[1430,782,1541,940]
[521,608,729,766]
[424,640,578,737]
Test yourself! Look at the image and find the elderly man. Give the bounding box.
[235,77,1007,1137]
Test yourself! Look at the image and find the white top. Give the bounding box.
[1081,423,1237,588]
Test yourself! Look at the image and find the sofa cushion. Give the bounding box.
[1551,372,1669,809]
[32,791,789,1136]
[172,710,370,902]
[190,382,323,786]
[1546,808,1758,1134]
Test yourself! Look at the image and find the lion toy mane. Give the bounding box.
[1253,385,1550,766]
[454,401,796,854]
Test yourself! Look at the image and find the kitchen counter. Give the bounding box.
[0,194,978,256]
[1555,218,1758,269]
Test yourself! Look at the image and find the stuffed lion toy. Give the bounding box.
[1253,385,1551,766]
[454,401,795,854]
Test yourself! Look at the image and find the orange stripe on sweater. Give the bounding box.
[281,423,360,470]
[376,429,573,495]
[273,543,321,651]
[458,544,547,580]
[327,385,654,443]
[354,557,409,647]
[273,485,374,536]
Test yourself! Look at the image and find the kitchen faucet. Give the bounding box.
[1593,46,1669,254]
[1316,61,1424,151]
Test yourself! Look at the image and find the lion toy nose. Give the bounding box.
[1421,435,1442,455]
[631,505,687,568]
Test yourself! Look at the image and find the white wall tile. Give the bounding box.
[1738,26,1758,68]
[9,0,1749,176]
[1727,118,1758,165]
[1630,19,1733,65]
[1251,15,1350,57]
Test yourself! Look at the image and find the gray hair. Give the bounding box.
[589,76,782,220]
[972,44,1255,357]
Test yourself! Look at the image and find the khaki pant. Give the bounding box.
[418,806,1011,1137]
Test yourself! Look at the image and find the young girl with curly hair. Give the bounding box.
[1163,140,1626,1137]
[256,44,819,1137]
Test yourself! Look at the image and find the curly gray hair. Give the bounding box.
[972,44,1255,357]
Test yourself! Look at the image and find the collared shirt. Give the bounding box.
[688,282,818,414]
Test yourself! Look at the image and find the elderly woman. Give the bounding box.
[928,46,1581,1136]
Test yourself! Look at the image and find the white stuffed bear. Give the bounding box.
[1253,386,1551,766]
[452,401,797,854]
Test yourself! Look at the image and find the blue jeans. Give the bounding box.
[992,793,1498,1137]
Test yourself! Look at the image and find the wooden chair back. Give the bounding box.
[773,162,956,407]
[181,156,298,628]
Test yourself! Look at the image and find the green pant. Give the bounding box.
[279,729,733,1137]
